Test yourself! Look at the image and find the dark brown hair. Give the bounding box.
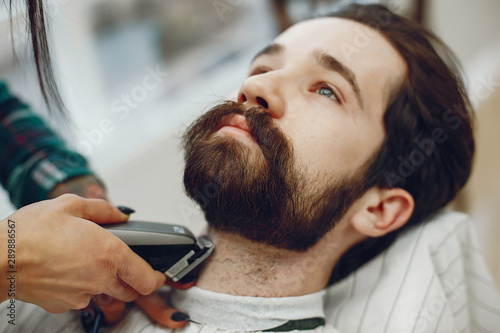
[329,4,475,283]
[9,0,65,114]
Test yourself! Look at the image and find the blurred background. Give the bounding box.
[0,0,499,282]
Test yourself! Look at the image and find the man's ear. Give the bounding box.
[350,187,415,237]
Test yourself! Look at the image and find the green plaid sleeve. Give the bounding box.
[0,81,95,208]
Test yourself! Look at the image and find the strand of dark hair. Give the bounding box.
[9,0,66,116]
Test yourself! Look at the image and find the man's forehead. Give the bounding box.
[272,17,391,62]
[273,17,361,44]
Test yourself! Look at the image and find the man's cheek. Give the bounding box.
[313,143,354,179]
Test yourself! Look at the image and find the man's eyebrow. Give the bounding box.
[251,43,283,62]
[317,52,363,108]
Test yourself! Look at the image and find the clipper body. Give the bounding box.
[103,221,213,282]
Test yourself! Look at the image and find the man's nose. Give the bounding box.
[237,75,285,119]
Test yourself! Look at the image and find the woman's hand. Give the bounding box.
[47,175,193,327]
[95,278,196,328]
[0,194,166,313]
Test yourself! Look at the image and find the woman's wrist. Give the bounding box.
[48,175,107,200]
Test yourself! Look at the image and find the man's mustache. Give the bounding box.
[184,100,289,159]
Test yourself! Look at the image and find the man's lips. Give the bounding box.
[215,114,256,142]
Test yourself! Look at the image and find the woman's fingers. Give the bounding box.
[93,296,127,325]
[135,293,190,328]
[60,194,129,224]
[103,278,139,303]
[114,246,167,296]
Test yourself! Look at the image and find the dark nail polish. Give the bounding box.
[171,312,190,322]
[117,206,135,215]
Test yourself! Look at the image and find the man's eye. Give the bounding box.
[249,66,270,76]
[317,86,339,102]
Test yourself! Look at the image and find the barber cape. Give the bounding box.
[325,210,500,332]
[0,210,498,332]
[92,287,339,332]
[0,288,339,333]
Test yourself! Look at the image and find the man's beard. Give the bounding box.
[183,101,372,251]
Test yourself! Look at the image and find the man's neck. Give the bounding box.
[195,222,357,297]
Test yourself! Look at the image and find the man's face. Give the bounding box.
[183,18,406,251]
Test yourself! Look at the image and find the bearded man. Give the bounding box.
[2,4,499,333]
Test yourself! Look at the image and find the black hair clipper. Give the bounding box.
[102,221,214,282]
